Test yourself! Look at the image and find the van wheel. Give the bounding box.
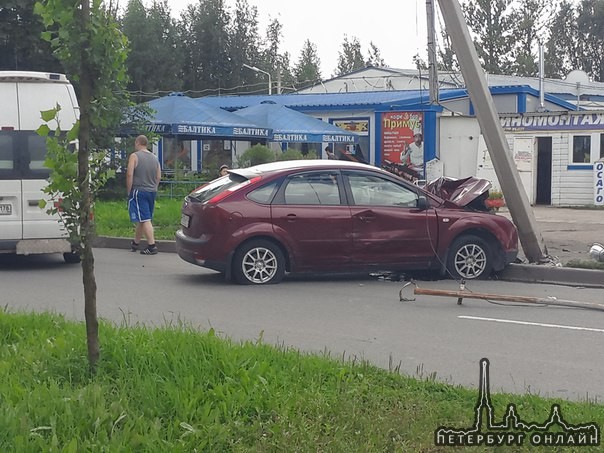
[446,235,492,280]
[233,240,285,285]
[63,251,81,264]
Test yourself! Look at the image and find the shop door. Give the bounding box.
[535,137,552,205]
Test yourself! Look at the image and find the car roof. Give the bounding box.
[231,159,379,178]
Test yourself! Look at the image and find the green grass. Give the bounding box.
[565,259,604,270]
[94,199,183,240]
[1,309,602,452]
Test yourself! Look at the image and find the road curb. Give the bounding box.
[93,236,603,288]
[497,263,604,289]
[93,236,176,253]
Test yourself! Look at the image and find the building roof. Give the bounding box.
[196,86,576,113]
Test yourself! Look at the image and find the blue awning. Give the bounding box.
[218,102,359,143]
[142,94,271,140]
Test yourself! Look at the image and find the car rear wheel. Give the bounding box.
[446,235,492,280]
[233,239,285,285]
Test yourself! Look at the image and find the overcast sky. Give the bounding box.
[164,0,428,78]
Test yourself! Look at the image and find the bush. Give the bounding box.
[237,144,275,168]
[276,149,319,161]
[277,149,304,161]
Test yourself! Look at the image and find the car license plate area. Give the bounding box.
[0,203,12,215]
[180,213,190,228]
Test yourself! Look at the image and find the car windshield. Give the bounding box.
[187,173,248,203]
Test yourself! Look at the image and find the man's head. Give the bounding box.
[135,135,149,149]
[219,164,229,176]
[413,130,423,145]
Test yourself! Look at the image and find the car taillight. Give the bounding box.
[207,176,262,204]
[53,198,64,212]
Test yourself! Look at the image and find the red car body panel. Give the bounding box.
[175,160,518,281]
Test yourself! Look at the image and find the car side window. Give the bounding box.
[347,173,418,207]
[283,172,341,205]
[247,180,279,204]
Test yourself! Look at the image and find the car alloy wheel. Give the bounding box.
[447,235,492,280]
[234,239,285,285]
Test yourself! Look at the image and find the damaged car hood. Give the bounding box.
[424,176,492,208]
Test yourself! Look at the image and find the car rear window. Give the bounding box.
[187,173,248,203]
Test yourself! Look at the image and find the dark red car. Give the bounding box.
[175,160,518,284]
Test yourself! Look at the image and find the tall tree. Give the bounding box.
[366,42,386,67]
[293,39,321,89]
[544,0,579,78]
[179,0,230,93]
[509,0,551,76]
[437,24,459,72]
[121,0,182,101]
[0,0,62,71]
[335,35,365,76]
[462,0,515,74]
[35,0,131,370]
[227,0,262,94]
[575,0,604,82]
[545,0,604,82]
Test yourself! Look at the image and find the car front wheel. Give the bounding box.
[446,235,492,280]
[233,239,285,285]
[63,250,81,264]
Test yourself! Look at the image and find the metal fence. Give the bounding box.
[158,180,206,199]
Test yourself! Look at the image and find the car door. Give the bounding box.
[271,170,353,270]
[344,170,438,267]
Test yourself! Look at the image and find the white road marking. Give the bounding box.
[458,316,604,333]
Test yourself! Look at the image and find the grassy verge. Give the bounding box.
[94,199,183,241]
[565,259,604,271]
[1,309,602,451]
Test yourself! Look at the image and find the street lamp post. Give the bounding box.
[243,63,272,95]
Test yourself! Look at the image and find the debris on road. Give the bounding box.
[399,280,604,312]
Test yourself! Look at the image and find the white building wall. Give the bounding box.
[440,115,602,206]
[439,116,481,179]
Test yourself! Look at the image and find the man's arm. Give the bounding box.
[155,160,161,191]
[126,153,137,194]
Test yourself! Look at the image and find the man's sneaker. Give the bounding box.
[130,240,139,252]
[140,245,158,255]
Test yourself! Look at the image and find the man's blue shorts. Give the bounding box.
[128,190,157,223]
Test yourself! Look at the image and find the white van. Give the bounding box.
[0,71,80,262]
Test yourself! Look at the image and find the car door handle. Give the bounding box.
[356,213,376,222]
[284,214,297,222]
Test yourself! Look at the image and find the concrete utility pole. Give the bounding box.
[426,0,439,104]
[437,0,546,263]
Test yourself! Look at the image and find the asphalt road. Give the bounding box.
[2,248,604,402]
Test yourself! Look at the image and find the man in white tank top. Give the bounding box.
[126,135,161,255]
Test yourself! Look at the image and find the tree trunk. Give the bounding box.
[79,0,100,371]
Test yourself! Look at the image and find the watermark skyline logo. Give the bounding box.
[434,358,600,448]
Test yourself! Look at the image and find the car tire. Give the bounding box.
[63,251,81,264]
[233,239,285,285]
[446,235,492,280]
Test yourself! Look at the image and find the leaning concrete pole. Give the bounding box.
[437,0,546,262]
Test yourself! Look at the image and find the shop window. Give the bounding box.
[572,135,590,163]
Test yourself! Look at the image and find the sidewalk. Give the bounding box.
[499,206,602,265]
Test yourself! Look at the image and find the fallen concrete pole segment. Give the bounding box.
[399,283,604,312]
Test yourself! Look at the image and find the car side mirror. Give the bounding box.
[416,195,430,211]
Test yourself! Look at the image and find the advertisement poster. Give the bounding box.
[381,112,424,182]
[330,118,370,163]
